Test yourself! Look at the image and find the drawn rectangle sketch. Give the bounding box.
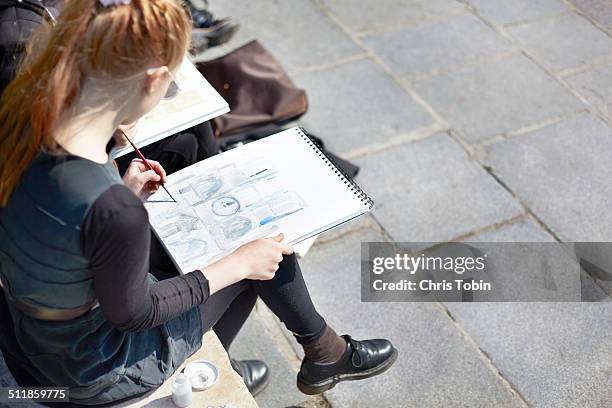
[147,158,306,272]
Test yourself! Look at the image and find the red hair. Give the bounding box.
[0,0,192,205]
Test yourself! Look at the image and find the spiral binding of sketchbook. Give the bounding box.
[296,127,374,210]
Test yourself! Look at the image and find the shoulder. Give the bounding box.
[86,184,147,225]
[80,184,148,256]
[16,154,125,225]
[80,184,150,264]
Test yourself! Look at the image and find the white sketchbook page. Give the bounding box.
[111,57,229,158]
[145,127,369,273]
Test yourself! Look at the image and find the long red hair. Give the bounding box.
[0,0,191,206]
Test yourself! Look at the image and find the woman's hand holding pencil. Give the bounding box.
[122,158,168,199]
[116,127,176,202]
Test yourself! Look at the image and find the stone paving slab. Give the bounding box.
[319,0,468,34]
[297,228,525,408]
[467,0,568,26]
[199,1,612,406]
[449,222,611,407]
[230,310,312,408]
[209,0,363,76]
[484,114,612,241]
[574,242,612,297]
[461,217,611,302]
[353,132,523,242]
[506,12,612,72]
[295,58,435,155]
[363,13,514,80]
[566,62,612,116]
[413,54,585,143]
[445,302,612,408]
[462,216,555,242]
[569,0,612,32]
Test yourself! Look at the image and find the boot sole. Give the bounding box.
[296,347,398,395]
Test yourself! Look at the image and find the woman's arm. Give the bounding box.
[81,184,294,332]
[81,184,213,332]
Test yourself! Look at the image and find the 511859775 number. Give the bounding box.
[1,387,69,402]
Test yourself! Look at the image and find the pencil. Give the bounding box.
[117,128,177,202]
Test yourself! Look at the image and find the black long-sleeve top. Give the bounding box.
[81,184,210,332]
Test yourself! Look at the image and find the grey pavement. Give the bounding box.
[208,0,612,407]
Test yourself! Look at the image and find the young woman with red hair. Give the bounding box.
[0,0,397,404]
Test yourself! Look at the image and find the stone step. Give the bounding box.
[0,331,257,408]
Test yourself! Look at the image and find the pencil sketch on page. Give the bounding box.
[146,157,306,271]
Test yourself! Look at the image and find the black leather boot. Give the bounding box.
[231,359,270,397]
[297,335,398,395]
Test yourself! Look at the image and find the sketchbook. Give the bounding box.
[111,57,229,158]
[144,127,374,274]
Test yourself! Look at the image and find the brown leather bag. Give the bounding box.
[196,40,308,138]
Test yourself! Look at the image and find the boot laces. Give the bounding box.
[348,336,365,367]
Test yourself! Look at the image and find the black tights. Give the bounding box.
[150,237,327,351]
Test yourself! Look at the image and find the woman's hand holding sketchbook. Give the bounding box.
[230,233,294,279]
[201,233,294,294]
[145,127,373,274]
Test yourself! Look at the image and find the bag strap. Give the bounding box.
[0,0,54,23]
[0,0,44,13]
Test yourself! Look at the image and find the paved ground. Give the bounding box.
[204,1,612,407]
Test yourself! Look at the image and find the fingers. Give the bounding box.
[130,159,167,184]
[271,233,284,242]
[130,158,147,172]
[264,233,293,256]
[146,160,167,183]
[279,243,294,255]
[263,262,280,279]
[270,233,294,255]
[147,180,160,193]
[140,169,161,184]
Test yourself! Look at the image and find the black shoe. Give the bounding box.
[189,6,240,48]
[297,335,398,395]
[231,359,270,397]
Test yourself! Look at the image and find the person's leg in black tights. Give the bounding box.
[192,121,219,162]
[199,253,327,349]
[150,232,339,358]
[211,287,258,350]
[150,239,397,396]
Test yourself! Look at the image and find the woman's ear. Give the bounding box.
[119,66,172,125]
[143,66,170,96]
